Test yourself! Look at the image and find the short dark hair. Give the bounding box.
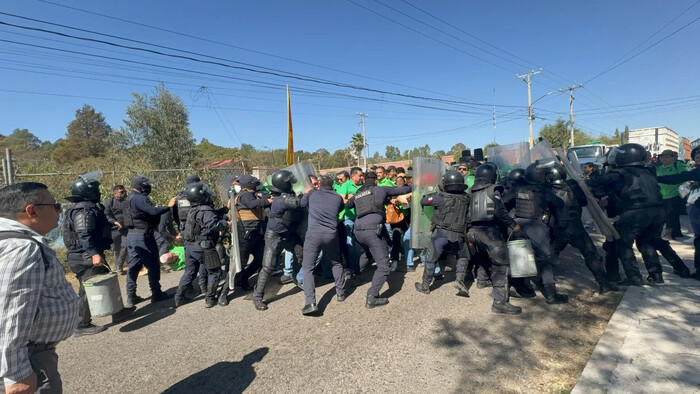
[308,175,318,182]
[338,170,350,179]
[350,167,363,176]
[584,162,596,169]
[113,184,125,191]
[364,171,378,181]
[396,167,405,174]
[375,166,385,172]
[0,182,49,219]
[319,176,334,189]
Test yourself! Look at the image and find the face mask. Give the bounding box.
[234,185,241,193]
[141,184,152,195]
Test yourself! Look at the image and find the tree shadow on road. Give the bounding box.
[117,286,178,332]
[162,347,269,393]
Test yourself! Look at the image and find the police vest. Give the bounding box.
[610,167,662,210]
[122,194,155,230]
[62,201,112,253]
[470,184,500,223]
[234,190,265,222]
[269,194,301,229]
[354,185,384,219]
[176,194,191,231]
[552,185,581,225]
[183,205,217,245]
[514,185,545,220]
[431,192,469,233]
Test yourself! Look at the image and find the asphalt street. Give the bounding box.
[56,232,694,393]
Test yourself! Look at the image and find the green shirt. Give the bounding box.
[378,178,396,187]
[656,160,689,199]
[464,169,475,189]
[336,180,361,220]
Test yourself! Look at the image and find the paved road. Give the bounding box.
[57,232,694,393]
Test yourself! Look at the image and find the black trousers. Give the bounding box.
[552,222,606,283]
[467,226,508,302]
[236,227,265,286]
[28,342,61,394]
[617,206,664,277]
[663,196,684,238]
[69,255,110,327]
[111,229,128,271]
[253,230,303,301]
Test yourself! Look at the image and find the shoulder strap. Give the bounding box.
[0,231,50,270]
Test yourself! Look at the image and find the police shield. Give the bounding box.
[80,170,103,183]
[227,190,244,289]
[410,157,446,249]
[266,162,316,195]
[487,142,531,177]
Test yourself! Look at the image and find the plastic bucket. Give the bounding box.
[507,239,538,278]
[83,272,124,317]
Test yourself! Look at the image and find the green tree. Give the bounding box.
[124,84,196,169]
[350,133,365,166]
[623,125,629,144]
[52,104,112,164]
[385,145,401,160]
[484,142,500,154]
[538,119,591,150]
[433,149,446,159]
[0,128,41,149]
[0,128,52,167]
[195,138,240,164]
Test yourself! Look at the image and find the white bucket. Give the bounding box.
[83,272,124,317]
[507,239,538,278]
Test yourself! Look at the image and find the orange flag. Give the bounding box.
[286,85,294,165]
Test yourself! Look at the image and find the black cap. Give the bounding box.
[185,174,200,184]
[130,175,151,190]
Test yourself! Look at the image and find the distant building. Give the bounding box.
[628,127,679,156]
[691,137,700,149]
[680,137,692,161]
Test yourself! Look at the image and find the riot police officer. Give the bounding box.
[63,172,113,335]
[467,163,522,314]
[346,171,411,309]
[252,170,305,311]
[103,185,128,274]
[589,143,665,285]
[414,170,470,297]
[175,182,230,308]
[509,161,567,304]
[123,175,176,307]
[230,175,272,296]
[546,164,619,293]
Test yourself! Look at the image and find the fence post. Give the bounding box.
[5,149,14,185]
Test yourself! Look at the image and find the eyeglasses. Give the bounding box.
[458,168,468,172]
[33,203,62,210]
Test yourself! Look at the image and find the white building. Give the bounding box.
[628,127,679,156]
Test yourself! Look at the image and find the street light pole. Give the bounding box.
[261,146,275,167]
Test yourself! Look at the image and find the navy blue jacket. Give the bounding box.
[346,184,411,226]
[301,188,344,234]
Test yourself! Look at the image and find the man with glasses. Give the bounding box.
[0,182,79,393]
[104,185,129,274]
[334,171,349,192]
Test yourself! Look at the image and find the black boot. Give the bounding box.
[365,294,389,309]
[253,298,268,311]
[454,273,470,297]
[647,272,664,284]
[125,293,144,308]
[415,264,434,294]
[618,275,644,287]
[477,280,493,289]
[204,298,217,308]
[597,280,620,293]
[491,300,522,315]
[218,290,229,306]
[673,268,691,278]
[511,279,536,298]
[542,284,568,304]
[301,303,319,315]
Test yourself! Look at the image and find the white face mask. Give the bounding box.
[233,185,241,193]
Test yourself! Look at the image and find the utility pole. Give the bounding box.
[516,69,542,148]
[558,84,584,149]
[356,112,368,169]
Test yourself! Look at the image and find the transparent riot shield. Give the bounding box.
[410,157,445,249]
[79,170,103,183]
[532,140,619,240]
[487,142,530,177]
[266,162,316,194]
[228,190,243,289]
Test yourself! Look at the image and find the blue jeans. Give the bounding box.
[687,204,700,236]
[344,218,360,274]
[402,227,437,273]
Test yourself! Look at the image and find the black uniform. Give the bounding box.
[104,195,128,272]
[252,192,304,307]
[468,181,517,303]
[123,192,170,299]
[232,188,271,291]
[347,183,411,301]
[416,191,469,292]
[177,204,229,306]
[508,183,565,293]
[589,166,664,282]
[300,187,346,306]
[63,201,112,327]
[550,180,610,288]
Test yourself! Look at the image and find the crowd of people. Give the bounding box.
[1,142,698,392]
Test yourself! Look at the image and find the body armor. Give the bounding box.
[62,201,112,253]
[354,185,384,219]
[122,194,157,230]
[469,185,496,223]
[183,205,217,245]
[234,190,265,221]
[514,185,545,220]
[552,185,581,225]
[176,195,191,231]
[611,167,662,210]
[270,194,301,229]
[431,192,469,233]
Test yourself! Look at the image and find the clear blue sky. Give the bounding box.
[1,0,699,156]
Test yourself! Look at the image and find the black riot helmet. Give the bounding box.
[442,170,468,193]
[507,168,526,185]
[524,163,546,185]
[546,163,567,185]
[185,182,215,206]
[474,162,498,184]
[608,143,647,167]
[69,177,101,203]
[270,170,296,194]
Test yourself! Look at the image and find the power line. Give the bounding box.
[585,14,700,84]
